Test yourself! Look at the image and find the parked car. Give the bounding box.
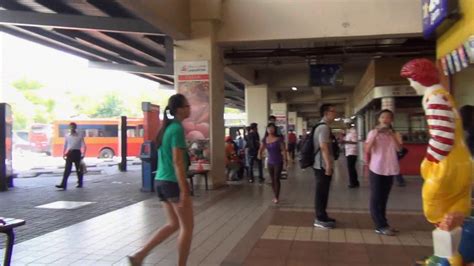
[13,132,34,152]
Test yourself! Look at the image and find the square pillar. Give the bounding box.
[174,21,225,189]
[245,84,269,138]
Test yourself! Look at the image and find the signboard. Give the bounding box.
[309,64,343,86]
[175,61,210,163]
[422,0,460,39]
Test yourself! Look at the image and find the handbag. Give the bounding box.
[397,147,408,160]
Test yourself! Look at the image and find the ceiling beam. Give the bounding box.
[224,81,243,93]
[0,10,164,35]
[88,61,173,75]
[224,90,244,98]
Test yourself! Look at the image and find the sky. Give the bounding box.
[0,32,174,117]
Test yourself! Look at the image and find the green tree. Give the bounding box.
[11,78,56,123]
[92,93,128,118]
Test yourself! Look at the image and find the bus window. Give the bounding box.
[59,124,118,138]
[126,126,137,137]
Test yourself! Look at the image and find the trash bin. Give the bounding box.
[139,141,157,192]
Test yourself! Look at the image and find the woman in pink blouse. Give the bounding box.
[365,109,402,236]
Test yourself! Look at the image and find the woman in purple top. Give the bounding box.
[365,110,403,236]
[258,123,288,203]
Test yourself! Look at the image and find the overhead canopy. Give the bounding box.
[0,0,245,109]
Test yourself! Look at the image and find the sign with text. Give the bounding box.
[422,0,460,39]
[175,61,210,163]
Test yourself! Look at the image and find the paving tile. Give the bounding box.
[312,228,329,242]
[328,229,346,243]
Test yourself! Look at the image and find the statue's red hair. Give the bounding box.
[400,58,440,87]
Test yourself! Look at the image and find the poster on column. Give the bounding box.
[176,61,210,163]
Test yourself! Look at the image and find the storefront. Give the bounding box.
[352,58,429,175]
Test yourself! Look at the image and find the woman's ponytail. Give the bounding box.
[155,106,170,148]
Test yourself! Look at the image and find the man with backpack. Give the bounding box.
[246,123,264,183]
[311,104,338,229]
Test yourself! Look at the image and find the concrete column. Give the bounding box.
[271,103,288,137]
[296,117,303,136]
[245,84,269,138]
[357,115,365,160]
[174,21,225,189]
[288,112,297,131]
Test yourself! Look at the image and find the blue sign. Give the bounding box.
[309,64,342,86]
[422,0,459,39]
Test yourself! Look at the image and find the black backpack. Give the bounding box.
[299,123,340,169]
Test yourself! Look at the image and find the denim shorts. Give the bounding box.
[155,180,180,203]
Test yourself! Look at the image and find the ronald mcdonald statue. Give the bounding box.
[401,59,474,266]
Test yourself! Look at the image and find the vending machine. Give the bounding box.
[0,103,13,191]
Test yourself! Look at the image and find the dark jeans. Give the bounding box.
[369,171,394,229]
[59,150,83,188]
[346,155,359,186]
[248,154,263,181]
[313,168,332,221]
[268,163,282,199]
[288,143,296,160]
[395,174,405,185]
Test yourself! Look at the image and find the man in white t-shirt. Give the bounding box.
[56,122,87,190]
[342,122,359,188]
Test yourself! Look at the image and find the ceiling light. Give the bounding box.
[291,87,298,91]
[351,116,356,119]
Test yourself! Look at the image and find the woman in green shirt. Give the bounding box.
[129,94,193,266]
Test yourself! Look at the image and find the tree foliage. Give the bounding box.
[11,78,56,126]
[91,93,128,118]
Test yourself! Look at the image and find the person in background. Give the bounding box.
[258,123,287,203]
[225,136,241,180]
[460,105,474,157]
[246,123,264,183]
[312,104,338,229]
[128,93,193,266]
[287,130,297,161]
[268,115,283,136]
[235,130,245,153]
[341,122,359,188]
[365,109,402,236]
[296,135,303,153]
[56,122,86,190]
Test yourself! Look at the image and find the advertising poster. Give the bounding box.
[457,46,469,68]
[445,53,455,75]
[176,61,210,163]
[451,50,462,72]
[440,57,449,76]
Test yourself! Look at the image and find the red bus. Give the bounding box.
[51,118,144,158]
[29,124,52,155]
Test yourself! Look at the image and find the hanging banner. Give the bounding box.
[457,46,469,69]
[451,50,462,72]
[176,61,210,163]
[465,36,474,64]
[445,53,455,75]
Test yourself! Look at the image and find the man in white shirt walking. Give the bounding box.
[342,122,359,188]
[56,122,87,190]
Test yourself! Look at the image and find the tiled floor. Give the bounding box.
[1,158,442,265]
